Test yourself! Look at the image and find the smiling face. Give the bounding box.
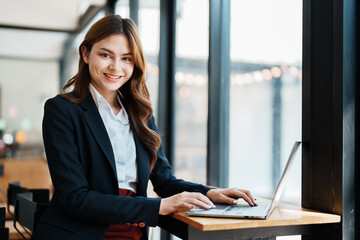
[81,33,134,102]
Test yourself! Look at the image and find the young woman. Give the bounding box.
[31,15,256,240]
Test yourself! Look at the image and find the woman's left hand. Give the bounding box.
[206,188,257,207]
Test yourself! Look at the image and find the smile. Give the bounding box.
[104,73,122,79]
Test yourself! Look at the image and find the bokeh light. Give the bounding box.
[253,71,263,82]
[3,133,14,145]
[262,69,272,81]
[271,66,282,78]
[0,119,6,131]
[21,118,32,131]
[8,106,19,119]
[15,131,27,144]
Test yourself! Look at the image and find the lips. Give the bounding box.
[104,73,122,79]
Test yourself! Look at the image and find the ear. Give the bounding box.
[81,46,89,64]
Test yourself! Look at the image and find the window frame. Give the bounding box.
[302,0,358,239]
[207,0,230,188]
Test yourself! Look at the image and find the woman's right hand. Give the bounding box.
[159,192,215,215]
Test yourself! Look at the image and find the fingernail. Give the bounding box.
[233,200,238,205]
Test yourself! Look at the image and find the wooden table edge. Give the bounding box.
[171,207,341,231]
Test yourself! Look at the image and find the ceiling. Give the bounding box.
[0,0,106,60]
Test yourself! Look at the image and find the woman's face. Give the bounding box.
[81,34,134,100]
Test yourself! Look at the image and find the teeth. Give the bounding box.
[104,73,121,79]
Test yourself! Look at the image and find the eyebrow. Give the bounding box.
[99,47,132,56]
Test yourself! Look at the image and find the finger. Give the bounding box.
[188,192,215,208]
[217,194,240,205]
[228,189,255,206]
[179,203,196,211]
[241,189,257,206]
[217,188,248,205]
[189,198,214,209]
[236,190,255,206]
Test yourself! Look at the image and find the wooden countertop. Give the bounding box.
[171,203,341,231]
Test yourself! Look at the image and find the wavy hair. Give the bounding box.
[60,15,161,171]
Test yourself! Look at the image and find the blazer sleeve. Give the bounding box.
[42,97,161,226]
[148,116,212,198]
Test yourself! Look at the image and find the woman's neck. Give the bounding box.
[102,92,121,115]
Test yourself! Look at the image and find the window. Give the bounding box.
[229,0,302,204]
[138,0,160,117]
[115,0,130,18]
[174,0,209,184]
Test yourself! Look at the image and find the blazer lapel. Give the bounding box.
[80,93,150,195]
[80,94,117,178]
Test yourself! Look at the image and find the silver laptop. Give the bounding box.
[186,141,301,219]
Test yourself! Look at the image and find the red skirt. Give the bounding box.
[103,189,143,240]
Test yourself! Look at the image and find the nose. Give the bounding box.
[108,59,123,72]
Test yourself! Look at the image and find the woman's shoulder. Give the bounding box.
[45,93,82,110]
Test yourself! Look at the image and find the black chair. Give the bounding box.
[7,182,49,216]
[14,192,48,239]
[7,182,49,239]
[7,182,29,217]
[0,207,9,240]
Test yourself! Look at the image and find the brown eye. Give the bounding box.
[100,53,110,58]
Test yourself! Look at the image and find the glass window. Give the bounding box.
[115,0,130,18]
[138,0,160,117]
[174,0,209,184]
[229,0,302,204]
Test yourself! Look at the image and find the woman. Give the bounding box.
[31,15,256,240]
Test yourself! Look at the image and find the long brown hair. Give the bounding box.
[60,15,161,171]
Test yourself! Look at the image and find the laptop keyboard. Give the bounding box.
[223,202,271,215]
[187,201,272,218]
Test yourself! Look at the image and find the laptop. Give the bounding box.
[186,141,301,219]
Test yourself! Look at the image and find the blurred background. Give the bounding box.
[0,0,302,198]
[0,0,302,239]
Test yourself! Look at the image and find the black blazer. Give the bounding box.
[31,94,211,240]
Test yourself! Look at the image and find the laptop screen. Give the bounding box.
[268,141,301,215]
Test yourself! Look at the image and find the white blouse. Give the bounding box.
[89,84,138,193]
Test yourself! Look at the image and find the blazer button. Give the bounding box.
[132,223,138,227]
[139,222,146,228]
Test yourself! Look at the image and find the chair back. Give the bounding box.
[7,182,29,217]
[0,207,9,240]
[14,192,48,231]
[8,183,49,239]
